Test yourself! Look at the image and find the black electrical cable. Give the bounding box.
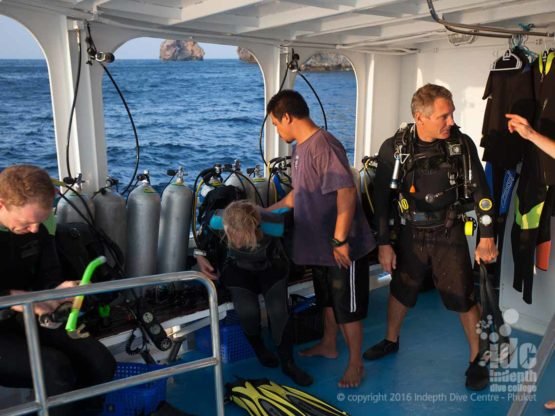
[297,72,327,131]
[65,30,83,181]
[160,171,177,195]
[258,63,290,168]
[99,64,140,196]
[235,170,264,206]
[86,22,140,197]
[257,52,328,170]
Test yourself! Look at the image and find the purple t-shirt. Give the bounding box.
[291,129,375,266]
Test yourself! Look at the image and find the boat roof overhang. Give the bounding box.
[3,0,555,54]
[2,0,555,192]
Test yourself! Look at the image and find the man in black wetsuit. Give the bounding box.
[363,84,498,391]
[0,165,115,415]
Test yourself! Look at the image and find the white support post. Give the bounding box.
[238,43,290,168]
[346,53,403,168]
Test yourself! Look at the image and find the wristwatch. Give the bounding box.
[193,249,207,257]
[330,237,348,247]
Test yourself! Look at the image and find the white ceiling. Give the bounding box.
[4,0,555,53]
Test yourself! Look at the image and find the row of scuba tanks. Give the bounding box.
[55,158,292,279]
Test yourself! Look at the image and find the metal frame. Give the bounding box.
[507,312,555,416]
[0,272,224,416]
[427,0,555,39]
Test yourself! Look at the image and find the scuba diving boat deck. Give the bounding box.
[169,285,553,416]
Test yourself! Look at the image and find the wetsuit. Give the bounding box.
[208,211,298,368]
[511,52,555,303]
[480,50,534,281]
[0,220,115,416]
[374,125,494,311]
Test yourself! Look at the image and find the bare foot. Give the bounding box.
[338,364,364,388]
[298,342,338,359]
[545,400,555,410]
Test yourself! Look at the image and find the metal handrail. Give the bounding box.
[427,0,555,39]
[0,272,224,416]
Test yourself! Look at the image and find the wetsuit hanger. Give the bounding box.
[491,35,524,71]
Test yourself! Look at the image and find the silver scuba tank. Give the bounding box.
[248,164,272,207]
[125,171,161,277]
[56,174,95,224]
[93,177,127,262]
[157,167,194,273]
[224,159,256,202]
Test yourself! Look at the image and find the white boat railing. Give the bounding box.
[0,272,224,416]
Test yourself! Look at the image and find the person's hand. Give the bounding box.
[54,280,80,305]
[506,113,535,140]
[378,244,396,274]
[55,280,79,290]
[195,255,219,280]
[9,290,59,316]
[333,243,352,269]
[475,237,498,265]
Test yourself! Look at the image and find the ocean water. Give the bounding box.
[0,59,356,189]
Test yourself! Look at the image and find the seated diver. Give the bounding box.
[195,200,313,386]
[0,165,116,416]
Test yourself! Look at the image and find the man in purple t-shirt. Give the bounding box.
[267,90,376,388]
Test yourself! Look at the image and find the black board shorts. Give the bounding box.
[311,255,369,324]
[390,222,476,312]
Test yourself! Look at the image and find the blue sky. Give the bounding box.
[0,15,237,59]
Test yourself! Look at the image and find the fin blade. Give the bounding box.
[228,380,304,416]
[258,381,349,416]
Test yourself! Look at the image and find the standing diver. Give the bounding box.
[364,84,498,391]
[195,200,312,386]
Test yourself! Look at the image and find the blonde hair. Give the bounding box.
[0,165,55,209]
[222,200,263,250]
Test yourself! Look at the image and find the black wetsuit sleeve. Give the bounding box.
[38,229,63,289]
[465,135,495,239]
[373,137,396,245]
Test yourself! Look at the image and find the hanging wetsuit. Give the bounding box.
[511,51,555,304]
[480,48,535,282]
[481,48,535,170]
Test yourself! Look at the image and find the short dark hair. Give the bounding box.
[411,83,453,116]
[0,165,55,209]
[266,90,310,120]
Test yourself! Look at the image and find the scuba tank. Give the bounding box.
[247,164,271,207]
[224,159,259,204]
[125,171,161,277]
[197,163,224,207]
[56,174,95,224]
[157,167,194,273]
[93,177,127,262]
[359,155,378,228]
[268,156,292,206]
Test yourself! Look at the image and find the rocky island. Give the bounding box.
[237,47,351,71]
[160,40,205,61]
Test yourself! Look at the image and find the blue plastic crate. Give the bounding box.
[101,362,167,416]
[195,312,255,363]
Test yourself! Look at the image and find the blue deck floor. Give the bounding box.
[167,286,554,416]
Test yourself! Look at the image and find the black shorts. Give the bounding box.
[311,255,369,324]
[390,222,476,312]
